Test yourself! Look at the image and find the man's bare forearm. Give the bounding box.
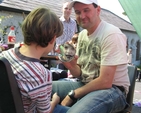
[69,64,81,78]
[73,66,116,99]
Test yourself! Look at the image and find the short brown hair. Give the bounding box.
[22,7,63,47]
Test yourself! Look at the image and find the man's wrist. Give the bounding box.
[68,90,77,100]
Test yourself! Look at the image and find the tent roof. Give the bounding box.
[119,0,141,38]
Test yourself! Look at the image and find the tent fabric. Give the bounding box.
[118,0,141,39]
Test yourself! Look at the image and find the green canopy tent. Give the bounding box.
[119,0,141,39]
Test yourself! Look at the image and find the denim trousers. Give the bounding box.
[52,81,127,113]
[53,104,70,113]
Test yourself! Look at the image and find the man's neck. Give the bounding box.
[64,16,70,22]
[87,19,101,35]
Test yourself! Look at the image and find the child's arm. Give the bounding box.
[49,93,60,113]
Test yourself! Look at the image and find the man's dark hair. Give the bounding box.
[93,3,98,8]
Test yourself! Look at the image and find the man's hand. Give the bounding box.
[63,55,78,69]
[61,95,73,106]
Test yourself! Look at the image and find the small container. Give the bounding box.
[7,26,16,49]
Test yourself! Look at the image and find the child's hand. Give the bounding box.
[51,93,60,104]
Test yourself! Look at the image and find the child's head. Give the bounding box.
[72,34,78,42]
[22,7,63,47]
[71,33,79,48]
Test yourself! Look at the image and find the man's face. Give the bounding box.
[63,2,72,17]
[74,3,100,29]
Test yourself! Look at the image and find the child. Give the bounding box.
[0,7,69,113]
[70,33,79,49]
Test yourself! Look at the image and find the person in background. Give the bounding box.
[127,48,132,65]
[50,1,78,75]
[56,2,78,46]
[0,7,69,113]
[49,1,77,68]
[52,0,130,113]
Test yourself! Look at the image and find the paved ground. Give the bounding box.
[132,81,141,113]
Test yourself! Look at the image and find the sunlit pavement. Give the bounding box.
[132,81,141,113]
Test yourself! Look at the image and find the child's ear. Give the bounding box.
[50,36,56,44]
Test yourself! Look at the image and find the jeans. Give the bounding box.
[53,105,70,113]
[52,81,127,113]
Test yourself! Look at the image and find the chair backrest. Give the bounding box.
[126,65,137,112]
[0,57,25,113]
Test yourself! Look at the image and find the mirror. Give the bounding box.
[58,43,76,62]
